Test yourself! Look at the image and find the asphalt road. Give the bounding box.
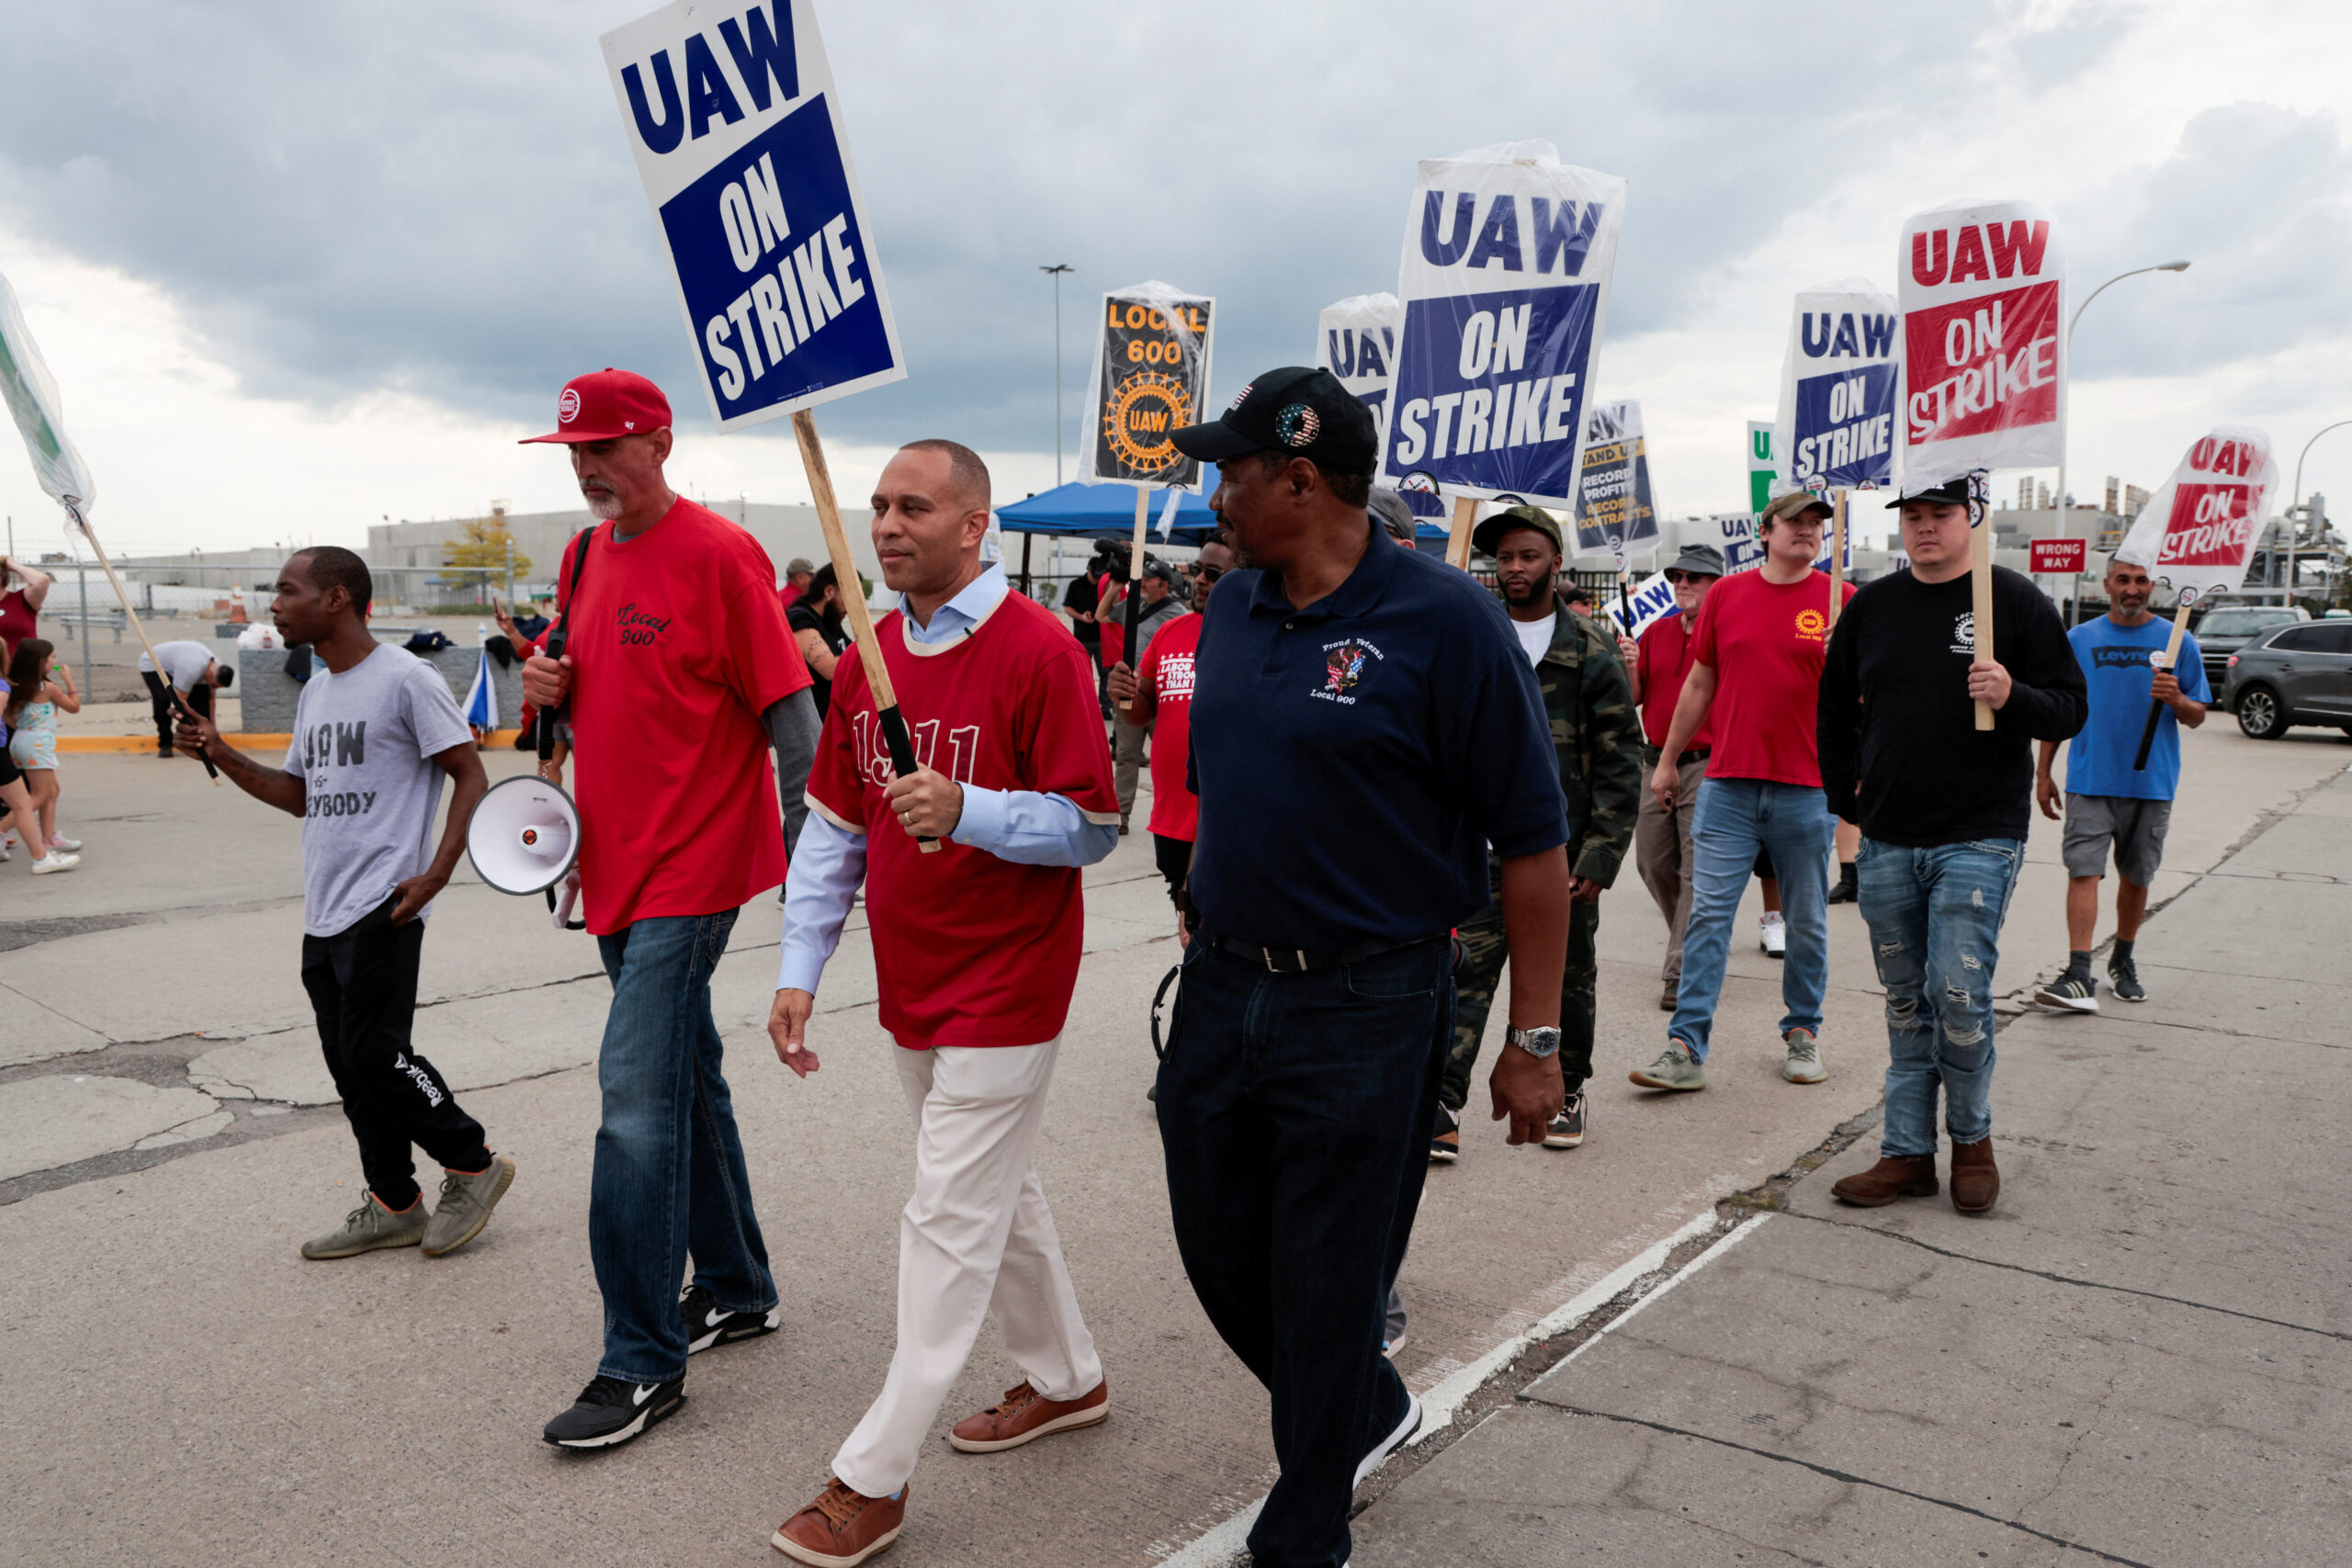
[2,720,2345,1566]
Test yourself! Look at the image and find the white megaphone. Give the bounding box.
[467,776,582,925]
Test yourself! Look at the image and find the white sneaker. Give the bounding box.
[0,835,11,861]
[1759,913,1787,957]
[30,851,80,875]
[1782,1028,1827,1084]
[46,835,82,852]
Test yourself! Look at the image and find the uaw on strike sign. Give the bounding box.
[1382,141,1625,508]
[2115,426,2278,601]
[1898,199,2064,488]
[1775,280,1901,492]
[601,0,905,428]
[1090,283,1215,487]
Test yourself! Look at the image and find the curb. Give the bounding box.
[56,729,524,754]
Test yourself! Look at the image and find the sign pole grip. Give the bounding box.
[2132,596,2195,772]
[1445,495,1477,571]
[1968,473,1996,732]
[67,500,220,783]
[1828,489,1847,630]
[1124,484,1149,722]
[791,410,940,854]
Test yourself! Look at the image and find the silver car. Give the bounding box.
[2193,604,2306,690]
[2221,619,2352,739]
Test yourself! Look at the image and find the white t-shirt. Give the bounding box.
[139,640,215,691]
[281,645,473,938]
[1513,613,1556,666]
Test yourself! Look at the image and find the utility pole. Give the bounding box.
[2057,259,2190,528]
[1041,265,1074,487]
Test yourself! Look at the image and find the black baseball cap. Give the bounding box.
[1171,367,1379,476]
[1886,477,1971,508]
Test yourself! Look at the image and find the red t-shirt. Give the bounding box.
[0,589,36,663]
[558,499,812,933]
[778,583,804,614]
[807,591,1117,1048]
[1098,582,1126,670]
[1138,613,1202,840]
[1688,570,1856,788]
[1634,610,1713,752]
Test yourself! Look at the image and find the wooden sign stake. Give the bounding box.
[1968,472,1996,731]
[65,500,218,783]
[791,409,939,853]
[1827,489,1848,631]
[1445,495,1477,570]
[1124,483,1151,722]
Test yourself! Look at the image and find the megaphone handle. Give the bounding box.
[875,704,941,854]
[538,702,560,762]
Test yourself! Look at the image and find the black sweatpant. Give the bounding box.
[301,894,491,1211]
[141,670,176,756]
[1152,831,1193,907]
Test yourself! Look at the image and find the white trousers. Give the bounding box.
[831,1037,1102,1496]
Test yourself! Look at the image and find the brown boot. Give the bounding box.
[1951,1137,1999,1214]
[1830,1154,1939,1207]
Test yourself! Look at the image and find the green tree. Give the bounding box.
[443,515,532,603]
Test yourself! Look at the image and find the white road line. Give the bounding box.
[1150,1210,1771,1567]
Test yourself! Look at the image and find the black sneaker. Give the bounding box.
[2108,956,2146,1003]
[2034,972,2099,1013]
[1543,1090,1587,1149]
[1429,1101,1460,1164]
[542,1374,685,1449]
[681,1283,780,1355]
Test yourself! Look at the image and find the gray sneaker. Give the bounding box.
[302,1191,428,1259]
[1630,1041,1706,1092]
[1782,1028,1827,1084]
[422,1154,517,1258]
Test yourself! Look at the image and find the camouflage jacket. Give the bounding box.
[1530,597,1645,888]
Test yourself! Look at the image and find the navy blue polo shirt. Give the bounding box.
[1187,525,1568,952]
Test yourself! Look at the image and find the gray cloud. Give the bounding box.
[0,0,2333,468]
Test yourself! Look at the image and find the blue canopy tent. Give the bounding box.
[994,481,1223,542]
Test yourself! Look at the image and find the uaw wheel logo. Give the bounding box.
[1794,607,1828,641]
[1104,372,1193,478]
[558,388,581,424]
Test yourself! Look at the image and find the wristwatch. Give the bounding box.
[1506,1025,1562,1060]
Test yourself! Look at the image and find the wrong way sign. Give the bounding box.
[2030,538,2086,574]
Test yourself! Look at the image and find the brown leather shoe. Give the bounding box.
[771,1478,905,1567]
[1951,1137,2000,1214]
[1829,1154,1939,1207]
[947,1378,1109,1453]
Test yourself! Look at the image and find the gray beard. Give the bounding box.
[586,492,624,521]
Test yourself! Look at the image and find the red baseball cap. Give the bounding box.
[518,368,673,444]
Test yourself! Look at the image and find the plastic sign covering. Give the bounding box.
[1571,400,1658,556]
[1897,198,2065,489]
[1088,282,1215,488]
[0,266,95,512]
[1602,570,1679,640]
[1317,293,1399,418]
[1708,512,1765,576]
[601,0,905,429]
[2114,426,2278,602]
[1383,141,1625,506]
[1775,280,1901,492]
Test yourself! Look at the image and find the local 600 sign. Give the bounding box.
[601,0,905,429]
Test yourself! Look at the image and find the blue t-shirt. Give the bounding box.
[2062,616,2209,802]
[1187,525,1568,952]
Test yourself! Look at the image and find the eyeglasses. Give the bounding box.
[1665,570,1714,586]
[1190,563,1227,583]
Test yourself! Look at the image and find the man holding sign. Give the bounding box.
[1817,478,2084,1215]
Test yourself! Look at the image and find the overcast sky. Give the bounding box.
[1,0,2346,557]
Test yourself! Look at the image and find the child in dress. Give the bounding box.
[3,639,80,854]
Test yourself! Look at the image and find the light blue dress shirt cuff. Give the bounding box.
[777,809,866,995]
[950,784,1119,867]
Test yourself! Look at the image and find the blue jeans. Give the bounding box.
[1854,837,2024,1156]
[1668,778,1835,1060]
[1156,935,1451,1568]
[590,908,776,1384]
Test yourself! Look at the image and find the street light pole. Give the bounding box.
[1041,264,1073,487]
[2291,419,2352,610]
[2057,259,2190,536]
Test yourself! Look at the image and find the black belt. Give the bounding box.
[1197,926,1446,976]
[1647,743,1710,767]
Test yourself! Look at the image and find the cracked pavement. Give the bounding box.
[2,729,2346,1565]
[1348,751,2352,1567]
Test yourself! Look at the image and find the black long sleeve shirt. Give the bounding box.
[1817,565,2086,847]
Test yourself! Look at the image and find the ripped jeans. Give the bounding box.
[1854,836,2023,1157]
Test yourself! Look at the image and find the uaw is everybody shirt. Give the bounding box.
[807,592,1118,1048]
[557,499,812,935]
[281,644,475,938]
